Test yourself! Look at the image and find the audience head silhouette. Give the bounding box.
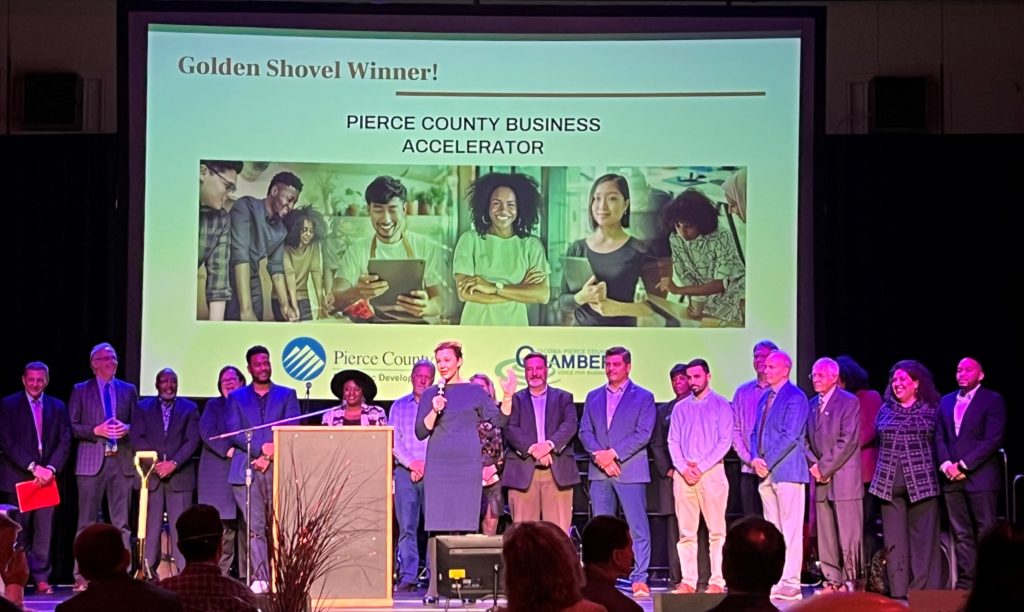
[722,517,785,594]
[965,521,1024,612]
[502,521,585,612]
[74,523,130,581]
[176,504,224,564]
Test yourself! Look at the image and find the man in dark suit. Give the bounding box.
[225,345,299,590]
[935,356,1006,590]
[0,361,71,594]
[579,346,656,598]
[503,351,579,534]
[805,357,862,591]
[69,342,138,589]
[57,523,181,612]
[131,368,201,573]
[647,363,689,587]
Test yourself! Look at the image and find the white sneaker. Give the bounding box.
[250,579,270,594]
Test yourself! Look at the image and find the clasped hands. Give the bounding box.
[251,442,275,473]
[93,418,128,440]
[594,449,621,477]
[809,463,831,484]
[751,458,770,478]
[528,441,554,467]
[944,463,967,481]
[678,461,703,486]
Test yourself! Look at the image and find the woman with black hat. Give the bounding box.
[322,370,387,426]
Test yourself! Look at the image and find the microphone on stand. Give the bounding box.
[304,382,312,416]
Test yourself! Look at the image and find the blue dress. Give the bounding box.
[416,382,507,531]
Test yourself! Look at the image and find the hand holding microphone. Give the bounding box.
[432,378,447,414]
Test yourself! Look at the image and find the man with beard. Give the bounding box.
[333,176,445,322]
[503,352,579,534]
[935,357,1006,590]
[667,359,732,595]
[227,171,303,321]
[647,363,689,587]
[224,346,299,591]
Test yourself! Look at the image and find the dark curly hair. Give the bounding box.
[883,359,941,406]
[267,171,303,195]
[467,172,542,238]
[283,206,327,248]
[663,188,719,236]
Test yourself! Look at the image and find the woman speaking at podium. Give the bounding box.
[416,340,515,533]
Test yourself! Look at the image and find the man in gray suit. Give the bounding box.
[224,345,299,591]
[69,343,138,589]
[579,346,656,598]
[131,368,201,573]
[805,357,862,591]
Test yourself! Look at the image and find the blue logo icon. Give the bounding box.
[281,337,326,382]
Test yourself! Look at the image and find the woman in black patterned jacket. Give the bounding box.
[869,359,942,599]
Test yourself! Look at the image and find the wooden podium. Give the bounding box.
[273,426,393,608]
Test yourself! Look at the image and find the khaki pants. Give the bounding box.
[508,469,573,534]
[673,463,729,589]
[758,479,806,590]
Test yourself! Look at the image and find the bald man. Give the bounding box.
[749,350,809,601]
[935,357,1006,590]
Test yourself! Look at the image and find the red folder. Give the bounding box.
[15,479,60,512]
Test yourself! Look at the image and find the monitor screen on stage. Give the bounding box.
[128,7,817,400]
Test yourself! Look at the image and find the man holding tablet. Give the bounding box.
[332,175,446,323]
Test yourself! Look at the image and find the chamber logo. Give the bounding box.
[282,337,326,382]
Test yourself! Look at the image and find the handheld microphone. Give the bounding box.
[437,377,446,397]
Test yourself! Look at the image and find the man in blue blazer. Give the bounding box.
[579,346,656,598]
[131,368,200,573]
[224,345,299,589]
[503,351,579,534]
[0,361,71,594]
[69,342,138,588]
[750,350,809,601]
[935,357,1006,590]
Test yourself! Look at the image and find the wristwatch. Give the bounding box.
[494,281,505,294]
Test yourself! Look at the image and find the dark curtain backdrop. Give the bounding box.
[0,133,1020,583]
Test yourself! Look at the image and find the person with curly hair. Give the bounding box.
[656,188,745,325]
[276,206,329,321]
[453,172,550,326]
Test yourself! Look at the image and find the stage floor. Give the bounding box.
[20,584,825,611]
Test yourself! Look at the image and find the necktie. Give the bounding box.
[31,399,44,453]
[819,394,827,413]
[102,382,116,452]
[757,390,776,456]
[162,401,173,433]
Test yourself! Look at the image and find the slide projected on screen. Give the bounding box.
[138,17,804,399]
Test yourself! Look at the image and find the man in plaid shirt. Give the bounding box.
[159,504,258,611]
[199,160,243,321]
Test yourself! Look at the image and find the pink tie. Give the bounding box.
[31,399,44,451]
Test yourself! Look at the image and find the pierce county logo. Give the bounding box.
[282,337,326,382]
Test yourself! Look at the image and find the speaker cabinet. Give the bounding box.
[869,76,928,134]
[20,72,83,131]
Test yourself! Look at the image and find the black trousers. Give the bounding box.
[944,488,998,590]
[739,472,763,517]
[879,486,941,598]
